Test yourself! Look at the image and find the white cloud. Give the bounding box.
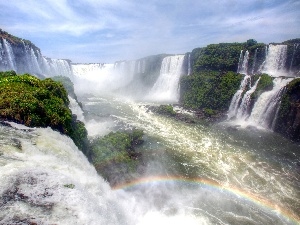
[0,0,299,62]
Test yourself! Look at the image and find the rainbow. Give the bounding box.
[113,175,300,225]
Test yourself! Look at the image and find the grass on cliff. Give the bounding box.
[180,71,243,112]
[0,71,88,153]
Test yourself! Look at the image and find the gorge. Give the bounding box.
[0,29,300,225]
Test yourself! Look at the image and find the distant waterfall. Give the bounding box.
[248,78,292,129]
[3,39,17,71]
[262,44,287,76]
[237,50,249,74]
[146,55,185,102]
[30,48,42,74]
[0,38,73,78]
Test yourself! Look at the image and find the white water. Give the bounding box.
[228,75,251,119]
[0,38,73,77]
[248,78,293,128]
[229,44,293,129]
[235,77,261,120]
[0,94,299,224]
[3,39,17,71]
[262,45,287,77]
[146,55,185,102]
[187,53,192,75]
[237,50,249,75]
[30,48,42,74]
[0,125,134,225]
[72,63,124,94]
[80,96,299,225]
[68,95,85,122]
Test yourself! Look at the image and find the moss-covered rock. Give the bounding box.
[90,129,144,185]
[151,105,177,117]
[251,74,274,100]
[274,78,300,141]
[0,71,88,152]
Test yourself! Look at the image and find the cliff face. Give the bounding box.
[0,29,73,78]
[275,78,300,141]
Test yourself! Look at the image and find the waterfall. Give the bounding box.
[146,55,185,102]
[3,39,17,71]
[0,38,73,77]
[262,44,287,76]
[235,77,261,120]
[187,53,191,75]
[237,50,249,75]
[237,50,244,73]
[141,60,146,73]
[248,78,292,129]
[68,95,85,122]
[228,45,292,129]
[0,124,134,225]
[30,48,42,74]
[228,75,251,119]
[251,49,258,75]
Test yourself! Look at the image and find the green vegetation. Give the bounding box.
[52,76,75,96]
[180,71,243,112]
[155,105,176,116]
[275,78,300,141]
[251,74,274,100]
[0,71,88,152]
[191,43,244,72]
[64,184,75,189]
[52,76,83,109]
[90,129,144,183]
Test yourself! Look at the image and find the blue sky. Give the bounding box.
[0,0,299,63]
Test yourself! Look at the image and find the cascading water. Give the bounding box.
[228,75,251,119]
[237,50,244,73]
[0,124,137,225]
[0,38,73,77]
[248,78,293,129]
[146,55,185,102]
[238,50,249,75]
[2,39,17,71]
[262,44,287,76]
[187,53,191,75]
[235,77,261,120]
[229,44,293,129]
[68,95,85,122]
[30,48,42,74]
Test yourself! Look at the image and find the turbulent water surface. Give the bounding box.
[83,95,300,225]
[1,93,300,224]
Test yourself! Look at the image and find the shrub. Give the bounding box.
[180,71,243,112]
[0,71,88,151]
